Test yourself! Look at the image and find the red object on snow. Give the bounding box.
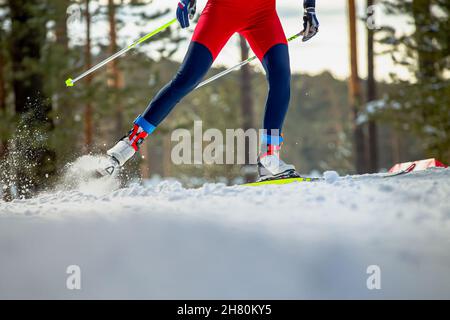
[388,158,448,173]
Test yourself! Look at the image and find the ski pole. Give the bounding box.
[196,32,302,90]
[65,18,177,88]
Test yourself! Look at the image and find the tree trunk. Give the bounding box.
[366,0,378,173]
[411,0,435,129]
[239,35,256,182]
[52,0,71,123]
[55,0,70,50]
[347,0,367,174]
[84,0,94,151]
[412,0,434,80]
[108,0,124,134]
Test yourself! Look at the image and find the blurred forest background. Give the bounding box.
[0,0,448,199]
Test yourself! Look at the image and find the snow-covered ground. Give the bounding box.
[1,163,450,299]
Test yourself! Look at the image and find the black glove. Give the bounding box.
[301,6,319,42]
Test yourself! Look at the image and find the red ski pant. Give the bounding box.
[192,0,287,61]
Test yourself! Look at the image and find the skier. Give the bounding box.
[100,0,319,180]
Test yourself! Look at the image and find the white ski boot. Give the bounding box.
[97,122,149,177]
[257,144,299,181]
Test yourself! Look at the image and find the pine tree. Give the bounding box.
[0,19,7,159]
[6,0,56,198]
[379,0,450,161]
[107,0,124,134]
[84,0,94,152]
[366,0,379,173]
[347,0,367,173]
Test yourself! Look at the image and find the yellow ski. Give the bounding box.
[243,177,322,186]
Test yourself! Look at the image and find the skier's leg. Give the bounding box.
[141,41,213,126]
[261,43,291,139]
[106,42,215,169]
[257,44,296,178]
[241,11,296,178]
[241,10,290,139]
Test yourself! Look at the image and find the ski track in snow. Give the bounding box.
[0,168,450,299]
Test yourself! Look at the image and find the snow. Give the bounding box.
[1,164,450,299]
[323,170,340,183]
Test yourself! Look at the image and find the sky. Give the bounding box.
[73,0,414,82]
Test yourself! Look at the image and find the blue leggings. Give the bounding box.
[142,41,291,138]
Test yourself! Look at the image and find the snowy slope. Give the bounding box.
[1,166,450,299]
